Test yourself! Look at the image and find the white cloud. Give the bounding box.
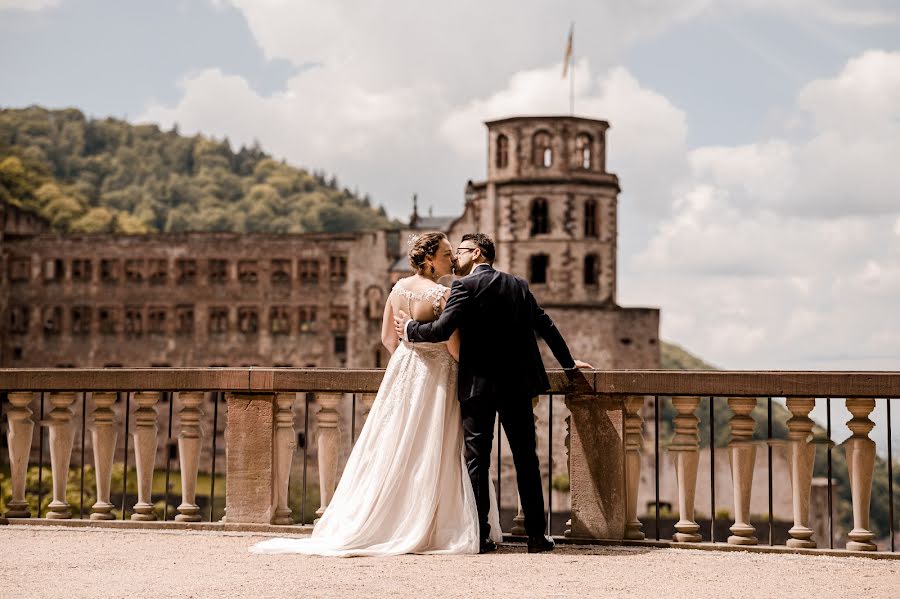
[440,60,689,216]
[0,0,59,10]
[624,49,900,372]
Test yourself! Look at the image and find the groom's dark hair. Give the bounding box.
[461,233,495,263]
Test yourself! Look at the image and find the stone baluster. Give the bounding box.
[5,392,35,518]
[727,397,758,545]
[512,397,541,536]
[670,396,702,542]
[175,392,204,522]
[624,395,645,540]
[44,392,77,519]
[315,392,343,523]
[843,397,877,551]
[272,392,296,525]
[131,391,160,521]
[785,397,816,548]
[90,392,118,520]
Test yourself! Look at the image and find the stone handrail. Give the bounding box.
[1,368,897,554]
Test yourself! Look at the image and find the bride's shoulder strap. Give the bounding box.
[422,284,450,317]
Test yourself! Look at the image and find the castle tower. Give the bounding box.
[448,116,658,369]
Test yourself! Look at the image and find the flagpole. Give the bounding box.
[570,50,575,116]
[569,22,575,116]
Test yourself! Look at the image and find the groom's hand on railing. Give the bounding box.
[394,310,411,340]
[565,359,594,393]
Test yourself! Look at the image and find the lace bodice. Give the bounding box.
[391,282,449,320]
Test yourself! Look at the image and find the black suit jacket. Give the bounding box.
[406,265,576,402]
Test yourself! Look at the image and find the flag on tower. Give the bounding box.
[562,23,574,78]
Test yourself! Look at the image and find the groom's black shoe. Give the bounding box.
[479,539,498,554]
[526,535,555,554]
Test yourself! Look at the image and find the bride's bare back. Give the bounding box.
[380,275,459,360]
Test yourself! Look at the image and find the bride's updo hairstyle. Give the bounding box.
[407,231,447,273]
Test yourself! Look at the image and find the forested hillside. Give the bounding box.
[0,106,394,234]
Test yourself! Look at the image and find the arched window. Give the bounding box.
[533,131,552,167]
[584,199,598,238]
[496,134,509,169]
[530,198,549,236]
[576,133,592,169]
[530,254,549,284]
[584,254,599,286]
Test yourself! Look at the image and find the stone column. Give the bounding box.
[44,392,77,519]
[785,397,816,548]
[225,392,276,524]
[315,392,343,523]
[565,394,625,540]
[727,397,758,545]
[272,392,297,525]
[624,395,645,540]
[131,391,160,521]
[90,392,118,520]
[5,392,34,518]
[670,396,702,542]
[843,397,877,551]
[175,392,204,522]
[512,397,540,536]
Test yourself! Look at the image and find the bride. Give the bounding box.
[251,232,501,556]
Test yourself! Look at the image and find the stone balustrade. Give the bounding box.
[0,368,897,556]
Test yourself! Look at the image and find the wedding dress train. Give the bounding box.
[251,338,502,557]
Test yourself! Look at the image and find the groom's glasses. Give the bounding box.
[455,247,476,256]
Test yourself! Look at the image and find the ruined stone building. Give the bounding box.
[1,116,662,522]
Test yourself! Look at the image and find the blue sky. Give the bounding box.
[3,0,899,449]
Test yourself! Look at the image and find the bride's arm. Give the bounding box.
[381,294,400,354]
[442,288,461,362]
[447,329,460,362]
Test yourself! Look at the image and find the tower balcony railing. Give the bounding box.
[0,368,896,557]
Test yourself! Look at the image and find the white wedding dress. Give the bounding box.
[251,283,501,557]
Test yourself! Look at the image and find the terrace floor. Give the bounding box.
[2,525,898,598]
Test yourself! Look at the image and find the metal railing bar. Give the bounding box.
[827,397,833,550]
[767,396,773,546]
[163,391,174,521]
[547,393,553,537]
[351,393,357,446]
[121,392,130,521]
[301,392,310,525]
[209,391,219,523]
[710,396,716,543]
[79,392,87,519]
[887,398,894,553]
[496,409,502,527]
[38,392,45,518]
[654,395,660,541]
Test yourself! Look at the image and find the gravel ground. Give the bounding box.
[2,526,898,599]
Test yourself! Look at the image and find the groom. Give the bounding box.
[395,233,591,554]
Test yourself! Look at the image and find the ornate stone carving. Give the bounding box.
[315,392,343,523]
[175,392,204,522]
[727,397,758,545]
[90,392,118,520]
[45,392,77,519]
[624,395,645,540]
[785,397,817,548]
[131,391,160,521]
[272,392,296,525]
[843,397,877,551]
[670,396,702,542]
[5,392,35,518]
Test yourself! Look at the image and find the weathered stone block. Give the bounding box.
[225,393,275,524]
[566,394,625,539]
